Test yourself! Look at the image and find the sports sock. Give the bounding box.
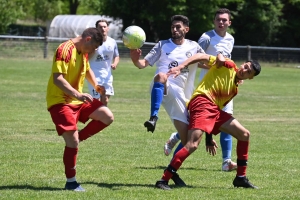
[162,147,190,181]
[175,133,180,140]
[64,146,78,179]
[79,120,108,141]
[220,131,232,161]
[236,140,249,176]
[67,177,76,182]
[150,82,164,117]
[172,142,184,159]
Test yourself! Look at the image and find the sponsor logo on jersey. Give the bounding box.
[96,54,109,61]
[186,51,192,58]
[168,61,178,69]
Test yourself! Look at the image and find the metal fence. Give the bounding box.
[0,35,299,63]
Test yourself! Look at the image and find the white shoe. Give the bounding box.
[222,159,237,172]
[164,132,179,156]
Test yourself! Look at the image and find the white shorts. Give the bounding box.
[149,80,189,124]
[88,82,114,99]
[222,99,233,114]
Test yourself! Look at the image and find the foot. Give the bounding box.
[222,159,237,172]
[64,181,85,191]
[155,180,171,190]
[171,173,186,186]
[144,116,158,133]
[233,176,258,189]
[164,132,179,156]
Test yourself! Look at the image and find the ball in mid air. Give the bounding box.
[122,26,146,49]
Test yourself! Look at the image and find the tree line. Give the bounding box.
[0,0,299,47]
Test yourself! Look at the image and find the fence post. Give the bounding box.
[247,45,251,60]
[44,36,48,59]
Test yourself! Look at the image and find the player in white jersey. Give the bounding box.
[130,15,204,185]
[88,19,120,106]
[164,8,237,172]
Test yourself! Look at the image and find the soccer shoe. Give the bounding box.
[164,132,180,156]
[64,181,85,191]
[222,159,237,172]
[171,173,186,186]
[144,116,158,133]
[233,176,258,189]
[155,180,171,190]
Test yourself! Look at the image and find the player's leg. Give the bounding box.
[164,132,180,156]
[78,99,114,141]
[220,100,236,171]
[219,118,258,189]
[144,72,167,132]
[100,83,113,106]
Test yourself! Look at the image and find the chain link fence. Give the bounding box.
[0,35,299,64]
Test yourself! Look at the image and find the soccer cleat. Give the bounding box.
[233,176,258,189]
[164,132,180,156]
[144,116,158,133]
[222,159,237,172]
[155,180,171,190]
[64,181,85,191]
[171,172,186,186]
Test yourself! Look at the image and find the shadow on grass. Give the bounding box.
[0,185,62,191]
[137,165,221,172]
[83,181,196,190]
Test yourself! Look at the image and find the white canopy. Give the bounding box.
[49,15,123,39]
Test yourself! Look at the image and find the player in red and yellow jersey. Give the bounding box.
[155,53,261,190]
[46,27,114,192]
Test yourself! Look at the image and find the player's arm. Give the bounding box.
[130,49,149,69]
[111,56,120,70]
[205,132,218,156]
[86,69,105,95]
[53,73,91,102]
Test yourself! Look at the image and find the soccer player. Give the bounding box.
[155,52,261,190]
[46,27,114,191]
[88,19,120,106]
[130,15,204,185]
[164,8,237,172]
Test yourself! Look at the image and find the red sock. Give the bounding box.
[79,120,108,141]
[236,140,249,176]
[162,147,190,181]
[63,146,78,178]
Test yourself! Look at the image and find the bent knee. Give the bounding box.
[154,72,167,82]
[240,130,250,141]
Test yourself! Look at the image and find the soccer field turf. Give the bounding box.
[0,59,299,199]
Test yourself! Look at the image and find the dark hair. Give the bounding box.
[82,27,103,46]
[248,60,261,76]
[215,8,231,20]
[171,15,189,27]
[95,19,110,28]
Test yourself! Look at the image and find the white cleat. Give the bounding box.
[222,159,237,172]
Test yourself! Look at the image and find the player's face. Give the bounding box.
[236,62,256,80]
[171,21,188,40]
[214,13,231,32]
[97,22,109,37]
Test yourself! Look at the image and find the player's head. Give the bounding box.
[95,19,110,37]
[237,60,261,80]
[170,15,190,40]
[81,27,103,54]
[214,8,231,33]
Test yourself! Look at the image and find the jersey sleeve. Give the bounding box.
[144,41,162,66]
[113,40,120,57]
[198,33,210,52]
[52,43,73,74]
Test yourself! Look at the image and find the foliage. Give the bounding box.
[0,0,25,33]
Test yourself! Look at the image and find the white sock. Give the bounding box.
[67,177,76,182]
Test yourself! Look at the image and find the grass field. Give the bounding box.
[0,58,299,200]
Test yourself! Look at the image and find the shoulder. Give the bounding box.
[224,60,236,69]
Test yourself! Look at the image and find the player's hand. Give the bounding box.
[214,53,226,68]
[78,93,93,103]
[111,64,117,70]
[206,139,218,156]
[130,49,142,62]
[167,66,182,78]
[95,85,106,96]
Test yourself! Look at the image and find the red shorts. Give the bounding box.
[48,99,103,135]
[188,95,232,135]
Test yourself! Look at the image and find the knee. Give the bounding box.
[185,142,198,153]
[154,72,167,82]
[106,112,114,125]
[240,130,250,141]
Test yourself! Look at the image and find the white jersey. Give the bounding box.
[198,30,234,81]
[145,39,204,99]
[88,36,119,85]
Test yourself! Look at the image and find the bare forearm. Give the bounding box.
[53,74,81,99]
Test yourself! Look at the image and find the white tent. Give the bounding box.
[48,15,123,39]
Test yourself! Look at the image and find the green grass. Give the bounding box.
[0,58,300,199]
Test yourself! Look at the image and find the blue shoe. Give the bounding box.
[64,181,85,191]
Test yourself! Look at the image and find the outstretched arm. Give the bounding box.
[130,49,149,69]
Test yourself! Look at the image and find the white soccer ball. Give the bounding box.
[122,25,146,49]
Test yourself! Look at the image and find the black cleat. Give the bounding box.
[233,176,258,189]
[171,173,186,186]
[64,181,85,191]
[155,180,171,190]
[144,116,158,133]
